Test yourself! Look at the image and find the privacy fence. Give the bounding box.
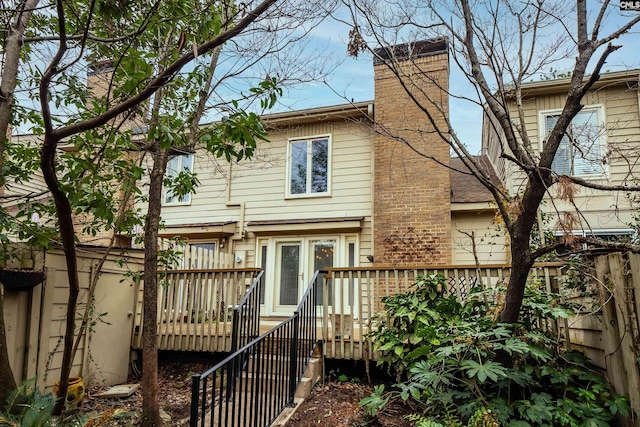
[560,252,640,425]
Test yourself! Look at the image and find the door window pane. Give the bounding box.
[313,242,334,305]
[279,245,300,306]
[260,245,267,304]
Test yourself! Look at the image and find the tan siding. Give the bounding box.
[159,120,373,227]
[3,134,48,209]
[451,211,509,265]
[492,83,640,237]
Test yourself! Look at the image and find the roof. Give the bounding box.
[517,69,640,96]
[261,101,373,127]
[450,156,501,204]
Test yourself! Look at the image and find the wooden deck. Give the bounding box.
[132,264,565,359]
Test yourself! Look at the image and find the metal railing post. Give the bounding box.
[230,307,240,353]
[190,375,200,427]
[288,314,299,405]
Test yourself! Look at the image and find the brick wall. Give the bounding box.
[373,42,451,266]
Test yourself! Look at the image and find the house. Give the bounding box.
[482,70,640,246]
[5,41,638,322]
[148,39,507,318]
[5,38,637,392]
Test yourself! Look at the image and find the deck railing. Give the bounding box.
[189,270,324,427]
[132,268,261,352]
[322,263,565,360]
[230,270,264,353]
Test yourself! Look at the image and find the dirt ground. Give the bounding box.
[82,357,210,426]
[285,381,414,427]
[80,354,414,426]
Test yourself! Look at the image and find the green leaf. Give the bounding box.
[460,360,508,383]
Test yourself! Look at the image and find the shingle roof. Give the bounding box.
[450,156,502,204]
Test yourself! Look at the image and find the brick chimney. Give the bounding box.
[74,61,143,247]
[372,39,451,266]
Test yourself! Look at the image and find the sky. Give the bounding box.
[274,3,640,156]
[14,1,640,154]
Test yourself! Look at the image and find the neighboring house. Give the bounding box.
[149,39,507,317]
[482,70,640,246]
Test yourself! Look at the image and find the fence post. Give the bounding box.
[288,314,299,405]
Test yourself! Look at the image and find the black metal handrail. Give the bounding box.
[190,270,324,427]
[230,270,264,353]
[289,270,322,400]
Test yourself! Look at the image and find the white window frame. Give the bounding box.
[285,134,332,198]
[553,229,636,251]
[538,105,607,178]
[163,154,194,206]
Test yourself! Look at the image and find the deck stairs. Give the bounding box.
[190,271,325,427]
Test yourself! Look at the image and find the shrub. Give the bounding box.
[0,378,89,427]
[362,274,628,426]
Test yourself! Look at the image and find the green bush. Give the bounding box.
[362,274,628,426]
[0,378,88,427]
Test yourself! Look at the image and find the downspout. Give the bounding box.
[368,102,375,264]
[225,162,245,239]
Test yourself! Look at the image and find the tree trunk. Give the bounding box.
[0,0,40,405]
[41,134,81,416]
[0,289,16,408]
[140,147,169,426]
[500,239,534,323]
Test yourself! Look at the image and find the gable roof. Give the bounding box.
[450,155,501,204]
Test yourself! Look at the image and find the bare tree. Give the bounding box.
[343,0,640,322]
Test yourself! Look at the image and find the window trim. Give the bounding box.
[163,154,194,206]
[538,104,607,178]
[552,228,636,251]
[285,134,332,199]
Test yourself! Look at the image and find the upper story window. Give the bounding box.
[541,106,606,177]
[287,136,330,197]
[164,154,193,205]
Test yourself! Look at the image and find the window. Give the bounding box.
[164,154,193,205]
[287,136,330,197]
[553,229,635,254]
[542,106,605,176]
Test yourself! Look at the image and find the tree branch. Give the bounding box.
[53,0,278,141]
[564,175,640,192]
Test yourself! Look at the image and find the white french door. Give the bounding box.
[270,238,335,315]
[259,235,357,316]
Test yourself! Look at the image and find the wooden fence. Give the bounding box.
[322,263,564,360]
[3,247,144,391]
[561,253,640,425]
[131,268,261,352]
